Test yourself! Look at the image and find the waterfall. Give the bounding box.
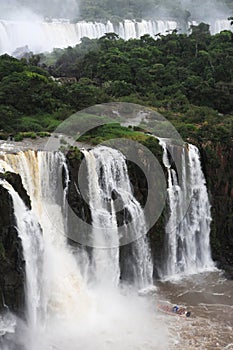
[0,151,89,330]
[0,19,175,55]
[83,146,153,289]
[0,147,168,350]
[83,148,120,288]
[1,147,153,294]
[211,19,232,34]
[0,18,231,55]
[0,179,43,328]
[159,140,215,279]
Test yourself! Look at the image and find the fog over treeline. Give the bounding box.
[0,0,232,21]
[177,0,233,19]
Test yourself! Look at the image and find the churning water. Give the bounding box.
[0,145,231,349]
[0,148,166,350]
[159,140,215,279]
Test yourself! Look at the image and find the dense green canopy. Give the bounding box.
[0,23,232,143]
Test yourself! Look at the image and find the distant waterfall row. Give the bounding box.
[0,18,232,55]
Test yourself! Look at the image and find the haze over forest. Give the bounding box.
[0,0,233,21]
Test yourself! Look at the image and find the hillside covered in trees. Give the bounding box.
[0,23,232,144]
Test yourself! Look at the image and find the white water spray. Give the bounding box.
[0,148,168,350]
[0,151,90,328]
[159,140,215,279]
[0,179,43,328]
[83,146,153,289]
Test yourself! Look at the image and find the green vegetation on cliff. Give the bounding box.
[0,24,232,145]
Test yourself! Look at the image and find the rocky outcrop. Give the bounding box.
[65,149,92,246]
[0,184,25,315]
[0,171,31,316]
[0,172,31,210]
[125,146,166,279]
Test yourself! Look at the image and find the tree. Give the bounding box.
[0,105,21,132]
[0,55,25,81]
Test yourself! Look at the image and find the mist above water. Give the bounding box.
[0,0,79,20]
[149,0,232,24]
[179,0,231,19]
[0,0,232,22]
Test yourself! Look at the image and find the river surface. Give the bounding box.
[156,271,233,349]
[0,265,232,349]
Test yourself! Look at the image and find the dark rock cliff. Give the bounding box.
[199,142,233,277]
[65,149,92,246]
[0,172,31,316]
[0,172,31,210]
[123,159,166,279]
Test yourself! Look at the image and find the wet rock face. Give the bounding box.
[0,171,31,316]
[200,143,233,276]
[0,185,25,316]
[126,157,165,279]
[65,151,92,246]
[65,160,92,226]
[0,172,31,210]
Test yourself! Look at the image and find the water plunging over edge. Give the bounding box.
[82,146,154,290]
[158,139,215,280]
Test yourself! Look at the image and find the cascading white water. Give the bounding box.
[0,147,169,350]
[83,146,153,289]
[208,19,232,33]
[83,148,120,287]
[0,18,231,55]
[159,140,215,279]
[0,152,89,330]
[0,179,43,328]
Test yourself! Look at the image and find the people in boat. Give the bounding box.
[174,306,191,317]
[172,305,179,313]
[158,304,191,317]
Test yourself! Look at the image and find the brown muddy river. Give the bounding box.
[155,271,233,349]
